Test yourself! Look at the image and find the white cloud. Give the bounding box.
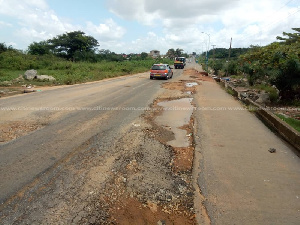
[107,0,300,53]
[0,0,48,16]
[0,0,299,53]
[107,0,237,28]
[0,0,75,47]
[106,0,160,26]
[0,21,12,28]
[86,18,126,42]
[0,0,127,49]
[124,32,168,53]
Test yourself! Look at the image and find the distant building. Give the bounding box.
[149,50,160,58]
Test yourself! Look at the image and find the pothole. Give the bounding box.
[156,98,194,148]
[0,121,44,143]
[186,83,198,88]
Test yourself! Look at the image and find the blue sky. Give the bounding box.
[0,0,299,54]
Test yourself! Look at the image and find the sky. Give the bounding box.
[0,0,299,54]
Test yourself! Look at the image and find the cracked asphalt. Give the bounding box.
[1,61,299,224]
[0,64,198,224]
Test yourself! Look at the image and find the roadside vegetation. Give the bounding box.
[0,51,170,85]
[276,114,300,132]
[0,31,173,86]
[197,28,300,131]
[199,28,300,105]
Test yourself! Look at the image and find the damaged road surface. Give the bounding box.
[2,61,299,224]
[0,66,205,224]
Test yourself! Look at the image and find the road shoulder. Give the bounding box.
[193,76,300,224]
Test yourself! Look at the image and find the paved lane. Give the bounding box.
[0,70,182,204]
[193,65,300,225]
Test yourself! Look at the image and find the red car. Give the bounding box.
[150,64,173,80]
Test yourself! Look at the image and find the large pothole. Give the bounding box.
[156,98,194,148]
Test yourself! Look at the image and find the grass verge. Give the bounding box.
[276,114,300,132]
[0,57,173,86]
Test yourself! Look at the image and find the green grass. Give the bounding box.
[276,114,300,132]
[0,70,24,82]
[226,88,235,96]
[0,52,173,86]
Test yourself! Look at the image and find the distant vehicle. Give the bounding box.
[174,57,186,69]
[150,64,173,80]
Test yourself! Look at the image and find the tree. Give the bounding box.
[175,48,183,57]
[0,43,14,53]
[209,59,224,75]
[0,43,8,53]
[224,61,238,75]
[48,31,99,60]
[205,48,250,59]
[140,52,148,60]
[239,28,300,101]
[97,49,124,62]
[270,58,300,100]
[98,49,111,55]
[166,48,185,58]
[166,48,175,59]
[276,28,300,44]
[28,41,50,55]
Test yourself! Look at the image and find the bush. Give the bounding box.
[0,50,174,86]
[209,60,224,75]
[238,33,300,101]
[270,58,300,100]
[224,61,238,75]
[254,84,279,103]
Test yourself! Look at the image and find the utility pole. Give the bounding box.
[202,32,210,72]
[228,37,232,62]
[212,45,216,61]
[226,38,232,77]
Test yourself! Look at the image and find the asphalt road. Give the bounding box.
[1,63,300,224]
[0,70,181,204]
[192,65,300,224]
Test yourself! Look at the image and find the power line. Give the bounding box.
[278,0,296,10]
[253,0,298,31]
[263,7,300,31]
[276,0,296,12]
[238,3,300,45]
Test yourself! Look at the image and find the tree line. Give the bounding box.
[2,31,150,62]
[27,31,190,62]
[2,30,191,63]
[165,48,189,59]
[206,47,250,59]
[207,28,300,102]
